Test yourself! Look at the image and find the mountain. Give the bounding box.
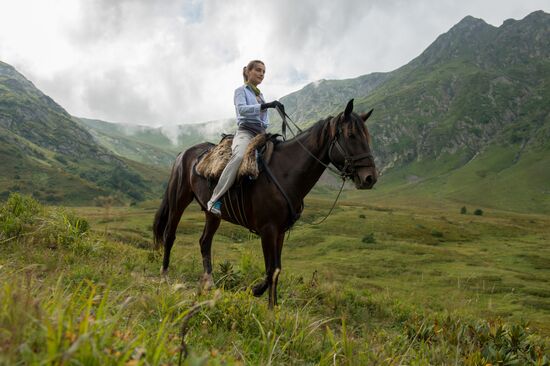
[280,12,549,157]
[74,117,180,166]
[361,11,549,163]
[0,61,166,204]
[275,10,550,213]
[74,117,235,166]
[278,72,390,124]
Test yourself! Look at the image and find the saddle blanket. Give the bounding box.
[195,133,275,180]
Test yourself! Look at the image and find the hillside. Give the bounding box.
[278,72,390,124]
[0,61,167,204]
[75,117,235,166]
[75,117,180,166]
[279,11,550,213]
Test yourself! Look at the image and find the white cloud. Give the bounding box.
[0,0,548,126]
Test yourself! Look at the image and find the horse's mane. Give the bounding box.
[282,112,371,146]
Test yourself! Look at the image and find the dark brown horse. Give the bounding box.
[153,99,377,308]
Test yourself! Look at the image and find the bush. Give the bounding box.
[460,206,467,214]
[474,208,484,216]
[0,193,42,239]
[362,233,376,244]
[216,260,242,290]
[0,193,92,252]
[54,154,68,164]
[32,210,90,250]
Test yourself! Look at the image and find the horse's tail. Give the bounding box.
[152,186,170,250]
[153,152,186,250]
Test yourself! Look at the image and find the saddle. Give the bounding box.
[194,133,277,180]
[194,133,300,232]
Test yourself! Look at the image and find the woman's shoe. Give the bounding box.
[209,200,222,216]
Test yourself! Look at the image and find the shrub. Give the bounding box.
[362,233,376,244]
[54,154,68,164]
[359,214,366,219]
[0,193,42,239]
[34,210,91,250]
[0,193,92,253]
[216,260,242,290]
[474,208,484,216]
[460,206,467,214]
[431,229,444,238]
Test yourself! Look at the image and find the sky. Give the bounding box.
[0,0,548,127]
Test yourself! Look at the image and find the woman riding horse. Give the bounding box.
[154,91,377,308]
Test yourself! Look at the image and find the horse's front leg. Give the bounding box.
[254,227,283,309]
[199,213,221,291]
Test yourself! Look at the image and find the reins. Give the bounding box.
[274,107,354,225]
[276,107,345,178]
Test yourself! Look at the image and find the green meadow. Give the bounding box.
[1,192,549,365]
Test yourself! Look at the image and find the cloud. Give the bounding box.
[0,0,548,127]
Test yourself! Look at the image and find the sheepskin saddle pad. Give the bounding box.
[194,133,276,180]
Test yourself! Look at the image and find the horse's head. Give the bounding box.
[328,99,377,189]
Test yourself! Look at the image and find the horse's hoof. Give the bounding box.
[160,267,171,284]
[252,282,268,297]
[200,273,215,292]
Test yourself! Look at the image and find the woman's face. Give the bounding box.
[247,63,265,86]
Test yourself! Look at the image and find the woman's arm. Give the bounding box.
[234,87,261,117]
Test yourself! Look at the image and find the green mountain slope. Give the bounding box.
[75,117,235,166]
[278,72,389,124]
[0,61,166,204]
[279,11,550,213]
[75,117,180,166]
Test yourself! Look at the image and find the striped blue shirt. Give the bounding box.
[234,84,269,129]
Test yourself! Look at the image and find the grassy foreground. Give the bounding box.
[1,193,549,365]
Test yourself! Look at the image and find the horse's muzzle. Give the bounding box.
[354,168,377,189]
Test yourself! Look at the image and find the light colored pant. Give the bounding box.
[207,128,255,209]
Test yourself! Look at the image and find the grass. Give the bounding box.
[0,193,549,365]
[352,144,550,215]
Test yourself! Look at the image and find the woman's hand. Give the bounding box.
[261,100,285,113]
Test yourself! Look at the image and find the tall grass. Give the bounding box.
[1,193,549,364]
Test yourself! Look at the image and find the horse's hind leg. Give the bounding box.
[270,231,285,307]
[199,213,221,290]
[161,193,194,275]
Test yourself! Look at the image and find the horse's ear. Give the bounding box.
[344,99,354,119]
[360,108,374,122]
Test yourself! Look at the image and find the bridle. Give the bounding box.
[327,121,375,180]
